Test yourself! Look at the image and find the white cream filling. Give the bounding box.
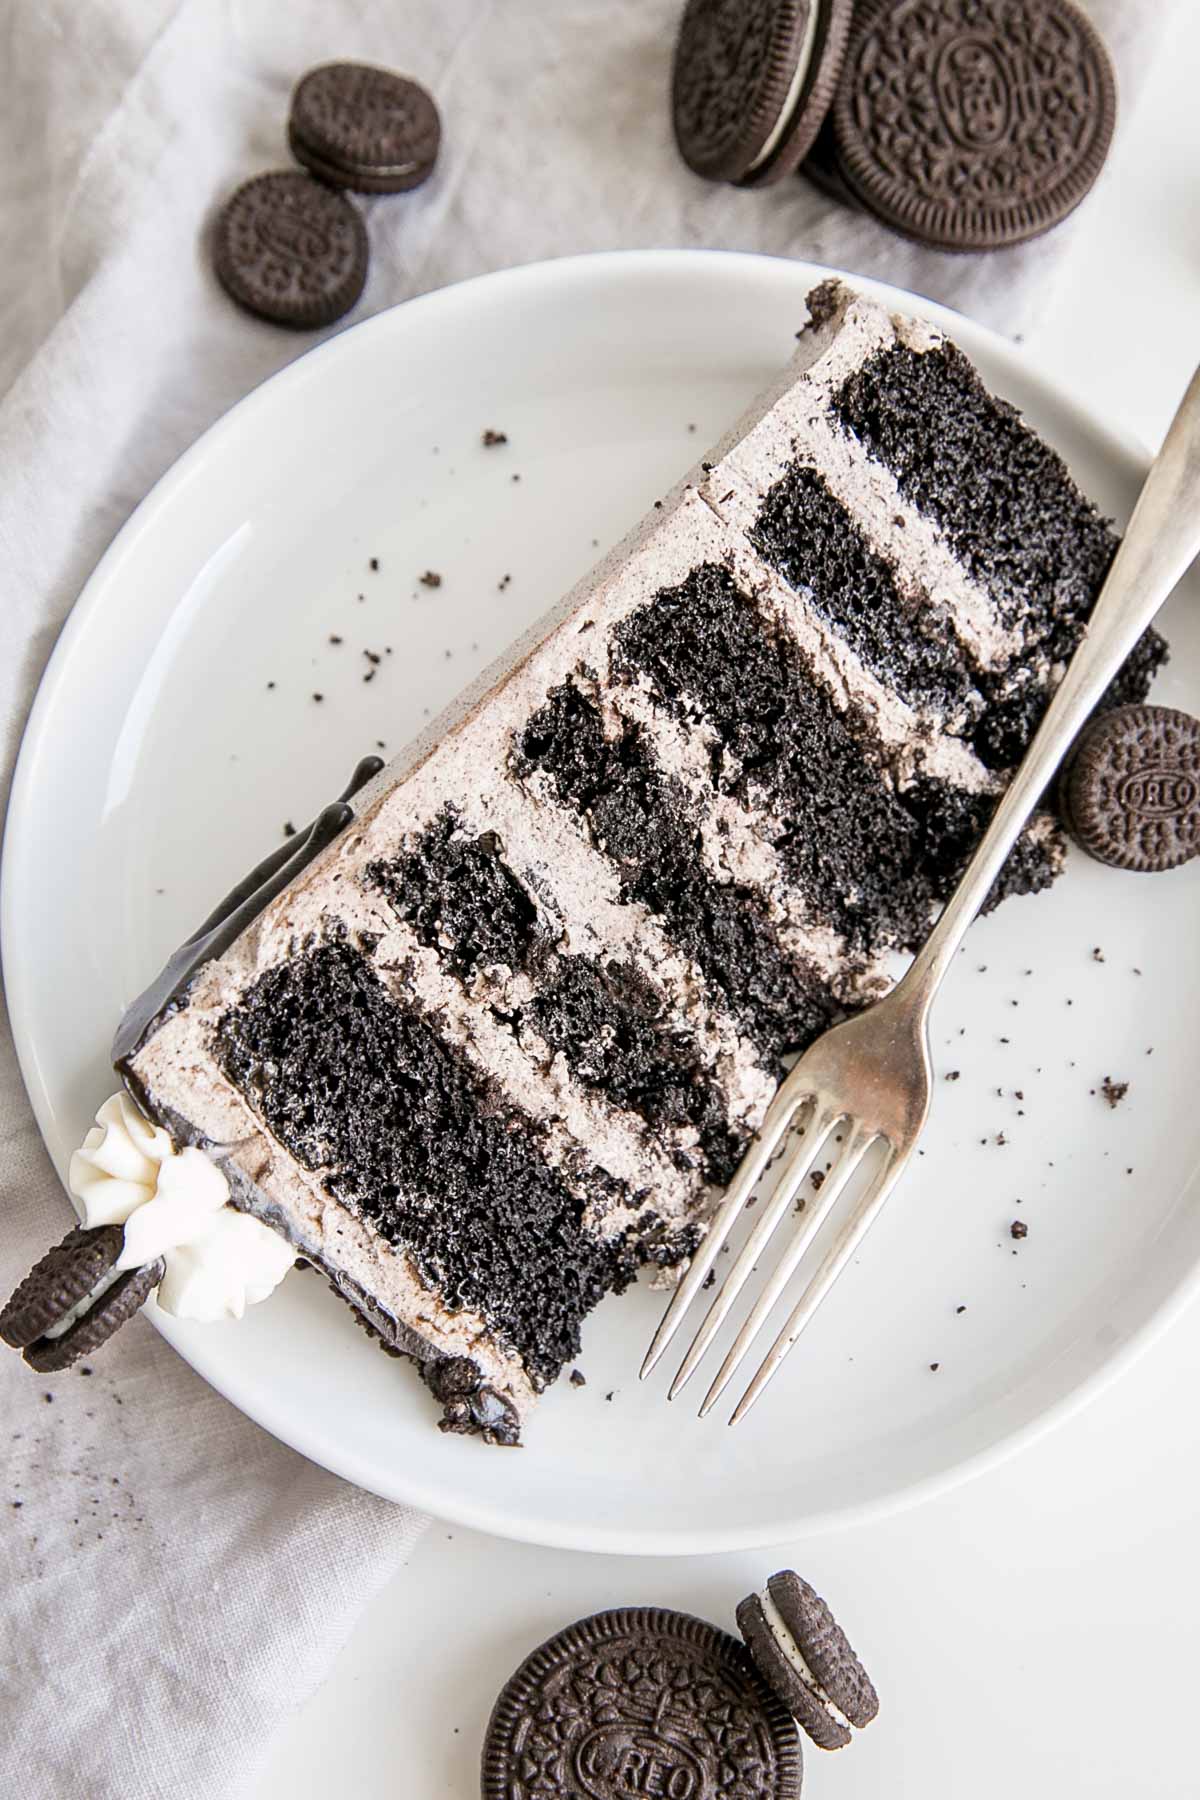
[69,1093,294,1323]
[760,1586,853,1735]
[43,1263,124,1339]
[745,2,822,172]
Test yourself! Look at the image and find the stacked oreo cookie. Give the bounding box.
[214,63,441,330]
[483,1571,877,1797]
[673,0,1117,253]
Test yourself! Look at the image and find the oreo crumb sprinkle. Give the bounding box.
[945,1070,960,1081]
[569,1369,587,1388]
[369,557,380,571]
[929,1362,940,1373]
[1011,1219,1028,1240]
[419,570,442,588]
[283,821,295,837]
[312,692,323,703]
[329,634,343,645]
[1100,1077,1129,1108]
[482,429,508,447]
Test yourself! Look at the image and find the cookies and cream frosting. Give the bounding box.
[759,1585,853,1735]
[68,1092,294,1321]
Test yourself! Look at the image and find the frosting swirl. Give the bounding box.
[68,1093,294,1322]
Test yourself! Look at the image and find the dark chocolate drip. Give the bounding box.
[112,755,383,1067]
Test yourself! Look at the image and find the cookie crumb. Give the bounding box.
[329,634,343,645]
[569,1369,586,1388]
[955,1305,966,1315]
[929,1362,940,1373]
[1092,946,1105,963]
[1100,1077,1129,1108]
[482,429,508,447]
[945,1070,960,1081]
[1010,1219,1028,1240]
[419,570,442,588]
[282,821,295,837]
[312,692,323,703]
[810,1169,825,1191]
[266,680,276,690]
[369,557,380,571]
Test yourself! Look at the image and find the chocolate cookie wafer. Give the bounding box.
[288,62,441,195]
[1061,704,1200,871]
[737,1570,878,1751]
[673,0,852,187]
[0,1225,164,1373]
[831,0,1116,252]
[484,1607,802,1798]
[213,171,368,329]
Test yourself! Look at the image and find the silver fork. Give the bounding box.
[642,363,1200,1426]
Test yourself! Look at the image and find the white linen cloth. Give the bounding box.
[0,3,1175,1795]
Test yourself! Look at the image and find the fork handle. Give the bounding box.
[900,363,1200,1012]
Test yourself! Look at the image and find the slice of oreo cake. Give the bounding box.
[116,280,1164,1442]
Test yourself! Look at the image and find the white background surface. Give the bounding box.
[252,38,1200,1800]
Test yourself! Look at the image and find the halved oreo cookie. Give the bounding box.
[288,63,441,196]
[1060,704,1200,871]
[737,1570,878,1751]
[213,171,368,330]
[831,0,1116,252]
[673,0,852,187]
[1,1224,164,1374]
[484,1606,802,1798]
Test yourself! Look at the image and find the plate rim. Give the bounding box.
[4,246,1193,1555]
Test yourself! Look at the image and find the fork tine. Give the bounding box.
[727,1144,913,1426]
[697,1121,877,1418]
[667,1104,840,1399]
[639,1080,813,1381]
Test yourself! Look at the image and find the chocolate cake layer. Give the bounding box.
[516,680,840,1069]
[118,279,1162,1441]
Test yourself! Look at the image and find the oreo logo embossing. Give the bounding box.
[255,207,335,268]
[1117,765,1197,818]
[935,36,1011,149]
[576,1723,702,1799]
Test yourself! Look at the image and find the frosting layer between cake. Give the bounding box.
[118,280,1165,1441]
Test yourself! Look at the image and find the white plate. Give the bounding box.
[5,251,1200,1555]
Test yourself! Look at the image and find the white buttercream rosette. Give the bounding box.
[68,1093,294,1321]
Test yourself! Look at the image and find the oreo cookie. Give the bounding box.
[288,62,441,195]
[831,0,1116,252]
[1060,704,1200,871]
[0,1225,164,1374]
[737,1570,878,1752]
[213,171,368,329]
[672,0,852,187]
[484,1607,802,1799]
